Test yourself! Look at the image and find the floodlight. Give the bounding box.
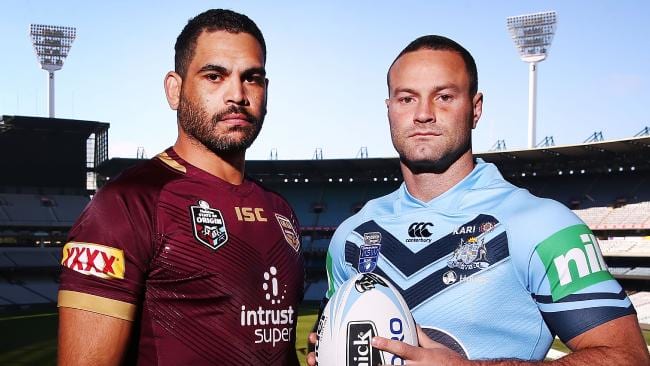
[29,24,77,118]
[507,11,557,148]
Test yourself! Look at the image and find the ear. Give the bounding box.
[263,78,269,112]
[471,92,483,129]
[385,98,390,109]
[164,71,182,110]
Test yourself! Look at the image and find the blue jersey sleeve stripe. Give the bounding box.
[541,305,636,343]
[533,289,628,304]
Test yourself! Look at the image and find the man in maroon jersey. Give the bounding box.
[57,9,304,365]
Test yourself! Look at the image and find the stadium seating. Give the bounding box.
[303,279,328,301]
[607,267,633,276]
[0,194,57,225]
[317,185,364,226]
[23,279,59,302]
[629,292,650,326]
[573,207,610,228]
[0,193,89,227]
[0,280,52,305]
[50,194,90,223]
[599,238,650,256]
[0,252,15,269]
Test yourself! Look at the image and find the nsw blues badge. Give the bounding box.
[358,232,382,273]
[190,200,228,250]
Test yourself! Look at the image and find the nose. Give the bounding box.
[414,100,434,124]
[224,78,249,106]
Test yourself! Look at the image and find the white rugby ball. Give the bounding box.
[315,273,418,366]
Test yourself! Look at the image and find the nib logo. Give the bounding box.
[263,266,286,305]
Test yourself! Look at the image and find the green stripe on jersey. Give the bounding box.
[535,224,612,301]
[326,251,335,298]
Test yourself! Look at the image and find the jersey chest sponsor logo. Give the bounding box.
[358,232,381,273]
[240,266,296,347]
[535,224,612,301]
[61,242,125,279]
[275,214,300,251]
[189,200,228,250]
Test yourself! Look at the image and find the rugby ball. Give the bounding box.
[315,273,418,366]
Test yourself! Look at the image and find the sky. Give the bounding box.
[1,1,649,160]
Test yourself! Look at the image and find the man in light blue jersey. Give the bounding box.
[307,35,648,365]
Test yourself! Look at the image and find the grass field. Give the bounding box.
[1,305,648,365]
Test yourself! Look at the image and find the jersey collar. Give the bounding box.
[398,159,503,211]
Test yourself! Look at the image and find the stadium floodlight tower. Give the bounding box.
[29,24,77,118]
[507,11,557,149]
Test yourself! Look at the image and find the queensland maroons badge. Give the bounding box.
[190,200,228,250]
[275,214,300,251]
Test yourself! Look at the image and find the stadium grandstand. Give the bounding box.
[1,115,649,331]
[0,115,108,313]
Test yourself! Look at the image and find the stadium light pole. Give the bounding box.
[507,11,557,149]
[29,24,77,118]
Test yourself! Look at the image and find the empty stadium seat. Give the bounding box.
[303,279,328,301]
[629,292,650,325]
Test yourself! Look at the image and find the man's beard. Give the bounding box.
[177,94,264,155]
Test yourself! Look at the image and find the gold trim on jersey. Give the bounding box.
[156,151,186,173]
[58,290,136,321]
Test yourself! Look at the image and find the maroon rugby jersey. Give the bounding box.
[58,148,304,365]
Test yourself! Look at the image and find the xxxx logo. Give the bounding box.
[62,242,125,279]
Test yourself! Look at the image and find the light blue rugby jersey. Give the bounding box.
[325,160,635,361]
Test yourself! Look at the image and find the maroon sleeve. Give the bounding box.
[58,179,159,321]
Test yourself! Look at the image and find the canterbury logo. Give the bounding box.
[408,222,433,237]
[61,242,125,279]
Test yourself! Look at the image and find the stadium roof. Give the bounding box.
[0,115,109,135]
[0,115,110,191]
[481,136,650,178]
[97,136,650,183]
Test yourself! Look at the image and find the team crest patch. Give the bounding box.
[479,221,496,234]
[448,237,489,270]
[275,214,300,251]
[190,200,228,250]
[358,232,382,273]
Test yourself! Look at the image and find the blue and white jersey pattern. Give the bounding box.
[325,161,634,361]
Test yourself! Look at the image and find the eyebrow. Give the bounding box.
[197,64,228,74]
[392,84,461,96]
[197,64,266,78]
[242,67,267,78]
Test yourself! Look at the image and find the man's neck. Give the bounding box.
[401,151,475,203]
[173,136,246,185]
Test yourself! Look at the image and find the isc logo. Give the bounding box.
[234,207,267,222]
[536,224,613,301]
[553,233,607,286]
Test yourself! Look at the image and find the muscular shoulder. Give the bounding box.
[99,158,183,200]
[74,157,183,240]
[501,189,581,244]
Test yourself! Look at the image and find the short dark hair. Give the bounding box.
[174,9,266,77]
[388,35,478,96]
